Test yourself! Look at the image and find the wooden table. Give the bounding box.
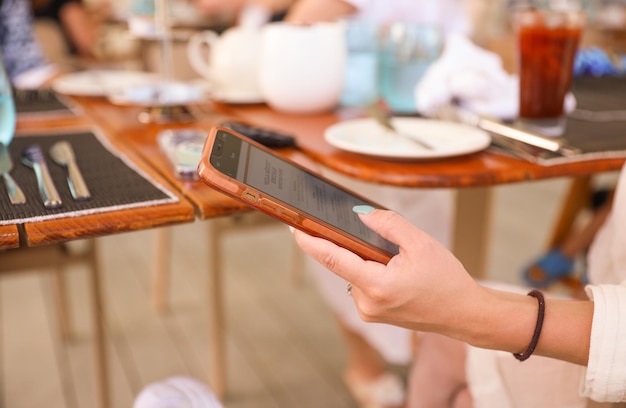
[71,96,323,399]
[5,106,197,408]
[65,94,625,402]
[13,105,197,247]
[215,103,626,277]
[68,96,259,401]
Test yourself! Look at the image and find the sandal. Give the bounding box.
[523,249,575,289]
[344,372,405,408]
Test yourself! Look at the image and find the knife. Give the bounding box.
[0,143,26,204]
[49,141,91,200]
[437,104,581,157]
[21,144,62,209]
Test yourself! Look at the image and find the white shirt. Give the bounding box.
[583,163,626,402]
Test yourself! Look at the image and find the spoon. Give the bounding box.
[49,141,91,200]
[21,144,62,209]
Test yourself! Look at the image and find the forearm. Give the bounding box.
[60,3,98,58]
[249,0,295,14]
[456,288,592,366]
[284,0,356,23]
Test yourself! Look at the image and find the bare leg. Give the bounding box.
[338,317,388,382]
[408,333,472,408]
[559,194,613,258]
[338,318,405,408]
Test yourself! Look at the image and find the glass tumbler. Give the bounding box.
[0,53,16,146]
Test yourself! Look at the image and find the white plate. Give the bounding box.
[108,82,208,106]
[324,117,492,160]
[52,70,159,96]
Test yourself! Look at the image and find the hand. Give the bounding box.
[293,209,487,338]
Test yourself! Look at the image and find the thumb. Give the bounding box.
[355,208,426,252]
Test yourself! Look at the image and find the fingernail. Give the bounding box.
[288,226,295,233]
[353,205,375,214]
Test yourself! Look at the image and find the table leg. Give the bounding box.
[52,261,72,341]
[152,228,172,313]
[207,220,226,399]
[88,240,110,408]
[453,187,494,280]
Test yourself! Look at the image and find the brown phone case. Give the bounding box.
[197,126,395,264]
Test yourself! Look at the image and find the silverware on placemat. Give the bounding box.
[21,144,62,209]
[50,141,91,200]
[436,104,581,157]
[0,143,26,204]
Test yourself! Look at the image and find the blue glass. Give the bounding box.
[340,21,379,107]
[377,23,443,113]
[0,53,16,146]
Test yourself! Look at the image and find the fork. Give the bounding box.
[367,104,434,150]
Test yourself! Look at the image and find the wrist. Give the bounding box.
[455,287,539,354]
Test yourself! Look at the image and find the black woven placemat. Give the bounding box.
[494,77,626,165]
[13,89,73,115]
[0,131,177,224]
[572,76,626,111]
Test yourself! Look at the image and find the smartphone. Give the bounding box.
[198,126,399,264]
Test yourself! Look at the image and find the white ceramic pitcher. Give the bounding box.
[186,26,263,101]
[258,21,346,114]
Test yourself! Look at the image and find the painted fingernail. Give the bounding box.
[353,205,375,214]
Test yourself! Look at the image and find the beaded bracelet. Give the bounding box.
[513,290,545,361]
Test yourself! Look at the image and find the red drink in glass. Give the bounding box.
[515,9,585,136]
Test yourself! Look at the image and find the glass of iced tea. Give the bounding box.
[515,9,585,137]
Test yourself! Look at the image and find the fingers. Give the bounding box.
[292,228,379,285]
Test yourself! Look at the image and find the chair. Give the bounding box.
[540,175,615,290]
[0,240,109,408]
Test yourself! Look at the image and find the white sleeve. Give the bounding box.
[582,283,626,402]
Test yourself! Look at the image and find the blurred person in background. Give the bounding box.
[0,0,60,87]
[31,0,110,61]
[193,0,296,25]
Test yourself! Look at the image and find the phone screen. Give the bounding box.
[209,129,399,256]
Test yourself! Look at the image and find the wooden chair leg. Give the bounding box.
[152,228,172,314]
[546,176,593,249]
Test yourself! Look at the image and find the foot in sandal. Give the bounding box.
[344,372,405,408]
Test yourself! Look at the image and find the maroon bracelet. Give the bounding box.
[513,290,545,361]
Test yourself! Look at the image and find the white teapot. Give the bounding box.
[187,26,263,101]
[258,21,346,114]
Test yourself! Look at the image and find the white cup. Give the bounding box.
[187,26,263,100]
[258,22,346,114]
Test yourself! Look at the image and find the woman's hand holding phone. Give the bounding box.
[292,207,487,340]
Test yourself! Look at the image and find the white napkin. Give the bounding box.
[415,34,519,120]
[133,376,223,408]
[415,34,577,121]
